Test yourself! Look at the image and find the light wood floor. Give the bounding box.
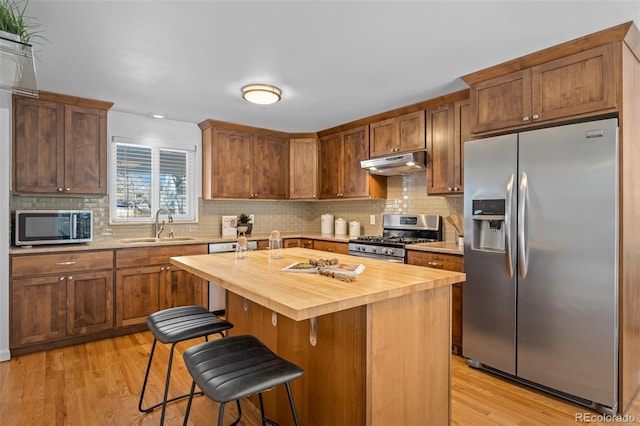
[1,332,639,425]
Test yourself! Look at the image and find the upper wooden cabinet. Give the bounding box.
[468,44,616,134]
[426,99,470,195]
[289,137,318,200]
[12,92,112,195]
[319,126,386,199]
[369,110,425,157]
[200,121,289,199]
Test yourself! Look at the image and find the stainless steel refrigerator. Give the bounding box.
[463,118,619,414]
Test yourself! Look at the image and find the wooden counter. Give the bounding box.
[171,248,466,426]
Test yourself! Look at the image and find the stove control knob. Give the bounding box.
[381,248,388,254]
[371,247,377,253]
[387,248,394,255]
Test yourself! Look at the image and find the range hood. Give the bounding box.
[361,151,426,176]
[0,31,38,97]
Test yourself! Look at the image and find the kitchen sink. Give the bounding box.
[120,237,196,243]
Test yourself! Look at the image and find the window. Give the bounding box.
[110,136,196,222]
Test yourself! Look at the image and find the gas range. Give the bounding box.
[348,214,442,263]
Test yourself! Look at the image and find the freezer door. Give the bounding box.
[517,118,618,408]
[463,134,518,374]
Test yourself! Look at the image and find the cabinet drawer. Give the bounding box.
[406,251,463,272]
[313,240,348,255]
[11,250,114,277]
[116,244,208,268]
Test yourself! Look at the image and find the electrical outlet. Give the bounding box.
[370,214,376,225]
[248,214,255,224]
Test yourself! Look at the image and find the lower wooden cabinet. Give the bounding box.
[283,238,314,249]
[312,240,348,255]
[407,250,464,354]
[10,250,114,348]
[115,244,208,327]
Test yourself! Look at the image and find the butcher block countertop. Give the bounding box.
[171,247,466,321]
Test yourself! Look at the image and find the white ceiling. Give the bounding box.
[27,1,640,133]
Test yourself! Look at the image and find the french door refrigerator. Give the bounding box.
[463,118,619,414]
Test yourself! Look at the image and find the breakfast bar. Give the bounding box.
[171,248,466,426]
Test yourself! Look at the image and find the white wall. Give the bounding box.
[1,91,11,361]
[108,111,202,198]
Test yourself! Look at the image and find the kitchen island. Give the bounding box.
[171,248,466,426]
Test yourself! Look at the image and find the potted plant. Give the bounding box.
[0,0,43,45]
[237,213,252,235]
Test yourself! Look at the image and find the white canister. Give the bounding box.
[321,214,335,234]
[335,218,347,235]
[349,221,361,238]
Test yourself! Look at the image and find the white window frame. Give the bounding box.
[109,136,197,223]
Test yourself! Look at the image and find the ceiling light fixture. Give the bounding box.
[241,84,282,105]
[150,113,166,119]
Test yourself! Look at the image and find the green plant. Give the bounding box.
[238,213,250,223]
[0,0,43,45]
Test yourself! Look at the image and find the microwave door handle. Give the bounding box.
[71,213,77,239]
[505,174,514,278]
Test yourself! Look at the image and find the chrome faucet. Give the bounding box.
[154,207,174,239]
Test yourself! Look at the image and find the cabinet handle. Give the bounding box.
[522,116,530,122]
[326,247,334,252]
[57,187,64,192]
[59,277,65,281]
[532,114,539,120]
[161,266,165,271]
[448,187,452,191]
[427,261,444,269]
[56,261,76,266]
[453,187,459,191]
[68,276,73,280]
[65,187,71,192]
[166,266,171,271]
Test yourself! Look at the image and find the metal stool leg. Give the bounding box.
[229,399,242,426]
[285,382,300,426]
[138,338,159,413]
[182,381,197,426]
[217,402,226,426]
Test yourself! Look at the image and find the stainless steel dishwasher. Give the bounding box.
[208,240,258,313]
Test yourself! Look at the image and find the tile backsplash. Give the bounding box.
[9,173,464,243]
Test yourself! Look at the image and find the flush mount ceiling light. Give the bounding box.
[241,84,282,105]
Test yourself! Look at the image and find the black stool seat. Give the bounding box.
[183,335,304,426]
[147,305,233,344]
[138,305,233,425]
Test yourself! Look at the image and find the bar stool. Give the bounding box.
[138,305,234,425]
[182,334,304,426]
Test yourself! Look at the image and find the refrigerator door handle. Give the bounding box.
[518,171,529,278]
[505,174,514,278]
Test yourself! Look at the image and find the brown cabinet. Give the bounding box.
[426,99,470,195]
[313,240,348,255]
[115,245,208,327]
[201,122,289,199]
[284,238,314,249]
[370,110,425,157]
[12,92,112,195]
[10,251,114,348]
[289,137,318,199]
[469,44,616,134]
[319,126,386,199]
[407,250,464,354]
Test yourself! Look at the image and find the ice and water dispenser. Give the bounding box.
[471,199,506,252]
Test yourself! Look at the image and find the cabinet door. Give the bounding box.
[452,99,470,194]
[168,265,208,308]
[254,134,289,199]
[289,138,318,199]
[211,128,254,198]
[369,118,397,157]
[11,275,67,347]
[426,103,455,194]
[397,110,425,152]
[319,132,343,198]
[532,44,616,122]
[284,239,301,248]
[13,97,65,194]
[342,126,370,198]
[64,105,108,194]
[66,270,114,335]
[115,265,167,327]
[470,69,532,133]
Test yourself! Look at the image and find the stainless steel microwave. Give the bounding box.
[15,210,93,246]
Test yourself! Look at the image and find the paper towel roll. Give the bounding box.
[335,218,347,235]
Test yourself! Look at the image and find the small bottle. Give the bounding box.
[236,236,249,260]
[269,230,283,259]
